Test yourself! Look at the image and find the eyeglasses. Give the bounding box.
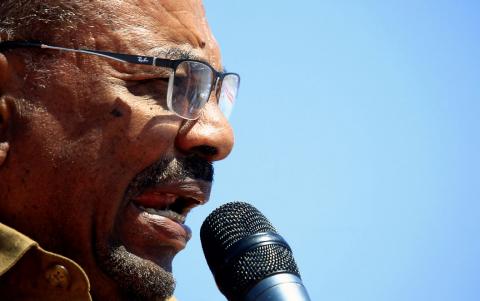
[0,40,240,120]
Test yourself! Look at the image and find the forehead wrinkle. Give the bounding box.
[117,0,203,49]
[138,0,222,68]
[148,1,206,47]
[91,1,224,70]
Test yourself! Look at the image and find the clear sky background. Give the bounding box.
[175,1,480,300]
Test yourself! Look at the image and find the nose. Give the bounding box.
[175,100,234,161]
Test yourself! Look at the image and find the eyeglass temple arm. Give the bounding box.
[0,40,175,68]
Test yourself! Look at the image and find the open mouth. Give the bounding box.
[130,180,210,224]
[117,178,212,254]
[133,195,199,224]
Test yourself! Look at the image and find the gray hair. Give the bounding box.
[0,1,98,111]
[0,1,91,42]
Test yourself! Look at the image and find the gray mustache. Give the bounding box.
[126,156,214,198]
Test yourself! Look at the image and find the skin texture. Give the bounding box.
[0,0,234,300]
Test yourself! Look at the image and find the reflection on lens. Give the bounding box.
[171,61,213,119]
[218,74,239,119]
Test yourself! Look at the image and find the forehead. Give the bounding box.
[90,0,221,67]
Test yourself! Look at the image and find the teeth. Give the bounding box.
[138,205,186,223]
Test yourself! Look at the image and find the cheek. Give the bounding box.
[99,96,182,169]
[19,66,183,196]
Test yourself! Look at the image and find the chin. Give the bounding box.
[94,237,177,301]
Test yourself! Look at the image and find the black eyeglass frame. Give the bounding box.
[0,40,240,120]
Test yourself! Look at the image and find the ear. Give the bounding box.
[0,53,11,167]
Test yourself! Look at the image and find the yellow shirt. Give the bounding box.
[0,222,177,301]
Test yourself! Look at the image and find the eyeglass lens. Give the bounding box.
[169,61,239,120]
[218,74,239,120]
[170,61,213,120]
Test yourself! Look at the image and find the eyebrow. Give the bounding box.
[164,48,198,60]
[149,46,198,60]
[150,47,224,72]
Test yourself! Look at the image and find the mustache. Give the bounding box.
[125,155,214,199]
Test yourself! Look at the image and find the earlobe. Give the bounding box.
[0,99,10,167]
[0,141,9,166]
[0,53,11,167]
[0,53,8,90]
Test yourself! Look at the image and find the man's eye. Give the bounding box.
[126,78,169,98]
[136,77,169,85]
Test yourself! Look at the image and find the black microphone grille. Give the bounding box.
[200,202,300,300]
[201,201,277,248]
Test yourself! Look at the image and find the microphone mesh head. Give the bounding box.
[200,202,300,300]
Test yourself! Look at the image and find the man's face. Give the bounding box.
[0,0,234,300]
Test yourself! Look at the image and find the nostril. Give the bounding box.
[190,145,218,158]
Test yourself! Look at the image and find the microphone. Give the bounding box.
[200,202,311,301]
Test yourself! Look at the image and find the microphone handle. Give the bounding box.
[245,273,311,301]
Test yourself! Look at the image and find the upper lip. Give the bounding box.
[131,178,211,215]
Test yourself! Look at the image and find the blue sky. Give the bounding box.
[174,1,480,300]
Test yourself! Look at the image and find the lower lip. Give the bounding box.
[122,202,192,251]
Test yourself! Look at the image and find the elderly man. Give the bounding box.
[0,0,238,300]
